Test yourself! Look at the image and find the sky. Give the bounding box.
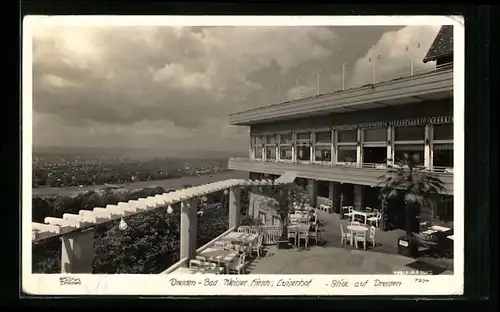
[31,23,442,153]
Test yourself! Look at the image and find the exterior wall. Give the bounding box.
[250,99,452,134]
[248,192,282,226]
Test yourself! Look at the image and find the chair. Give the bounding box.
[367,212,381,227]
[308,226,319,245]
[287,228,298,246]
[297,231,309,247]
[189,259,203,269]
[237,227,247,233]
[343,206,354,220]
[340,224,352,246]
[195,256,207,264]
[252,234,264,258]
[228,254,246,274]
[365,207,373,212]
[367,226,376,247]
[214,241,226,249]
[351,221,361,226]
[353,231,367,250]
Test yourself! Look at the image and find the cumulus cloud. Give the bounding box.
[29,23,441,153]
[349,26,441,87]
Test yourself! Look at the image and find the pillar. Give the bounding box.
[387,126,393,166]
[354,185,363,210]
[356,128,363,165]
[229,186,241,229]
[331,130,337,165]
[60,228,94,273]
[424,124,431,169]
[291,133,297,163]
[328,181,341,214]
[307,179,317,207]
[180,200,197,261]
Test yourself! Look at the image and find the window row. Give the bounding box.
[251,124,453,168]
[252,124,453,146]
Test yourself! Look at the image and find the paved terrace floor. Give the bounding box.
[246,211,454,275]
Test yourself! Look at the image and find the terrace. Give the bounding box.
[164,196,453,276]
[32,172,453,275]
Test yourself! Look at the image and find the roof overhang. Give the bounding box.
[229,68,453,126]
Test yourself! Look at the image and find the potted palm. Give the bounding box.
[378,152,446,258]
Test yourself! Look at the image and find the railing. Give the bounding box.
[237,158,453,174]
[259,226,281,245]
[231,63,454,114]
[162,226,236,274]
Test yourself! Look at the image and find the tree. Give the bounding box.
[377,152,446,237]
[266,183,308,239]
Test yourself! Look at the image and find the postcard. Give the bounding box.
[22,15,464,296]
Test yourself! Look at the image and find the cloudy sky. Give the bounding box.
[31,23,442,153]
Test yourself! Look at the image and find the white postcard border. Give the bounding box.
[22,15,465,296]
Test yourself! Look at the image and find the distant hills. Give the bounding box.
[33,145,247,160]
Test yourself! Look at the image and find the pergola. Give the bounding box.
[31,172,297,273]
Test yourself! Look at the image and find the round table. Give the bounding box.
[347,225,368,233]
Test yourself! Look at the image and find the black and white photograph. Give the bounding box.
[22,15,464,296]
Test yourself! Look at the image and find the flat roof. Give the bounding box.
[229,67,453,126]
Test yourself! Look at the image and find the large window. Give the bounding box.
[315,131,332,162]
[252,135,264,159]
[265,134,277,160]
[296,132,311,162]
[394,125,425,142]
[394,126,425,166]
[337,146,357,163]
[363,128,387,165]
[433,123,453,169]
[279,133,293,161]
[337,130,357,163]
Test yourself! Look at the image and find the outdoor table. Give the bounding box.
[199,247,238,273]
[347,224,368,248]
[287,224,310,232]
[430,225,451,232]
[172,267,208,274]
[223,232,245,241]
[351,210,376,225]
[289,214,310,223]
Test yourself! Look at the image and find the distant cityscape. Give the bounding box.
[32,147,243,189]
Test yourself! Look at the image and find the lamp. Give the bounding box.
[223,189,229,196]
[118,218,128,231]
[167,205,174,214]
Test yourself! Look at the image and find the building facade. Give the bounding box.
[228,27,455,228]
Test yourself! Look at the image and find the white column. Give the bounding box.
[180,200,197,261]
[229,187,241,230]
[424,124,431,169]
[387,126,394,166]
[263,135,267,161]
[356,128,363,165]
[276,134,280,161]
[311,132,316,162]
[292,133,297,162]
[61,228,94,273]
[249,136,253,159]
[332,130,337,165]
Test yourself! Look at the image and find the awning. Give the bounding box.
[433,143,453,151]
[275,171,297,184]
[333,124,358,131]
[394,144,424,151]
[389,115,453,127]
[358,121,389,129]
